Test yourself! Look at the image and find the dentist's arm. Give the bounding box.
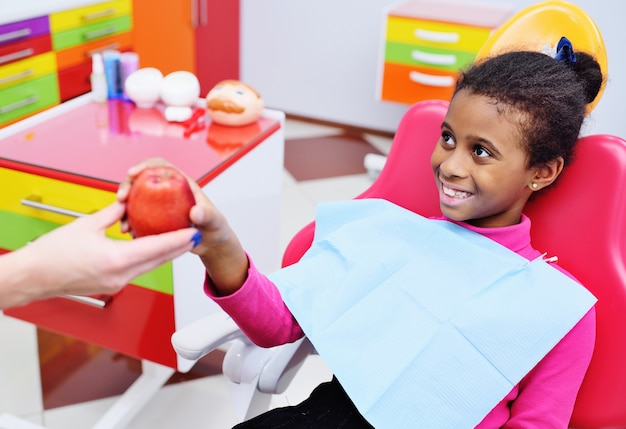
[0,202,198,310]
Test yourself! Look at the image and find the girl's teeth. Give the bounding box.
[443,186,470,199]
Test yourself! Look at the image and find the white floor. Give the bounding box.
[0,118,393,429]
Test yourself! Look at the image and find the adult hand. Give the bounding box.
[0,201,198,309]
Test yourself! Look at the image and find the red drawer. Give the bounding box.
[58,61,92,101]
[0,34,52,66]
[4,282,178,368]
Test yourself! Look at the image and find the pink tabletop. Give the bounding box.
[0,98,280,192]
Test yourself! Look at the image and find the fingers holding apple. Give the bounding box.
[118,157,206,202]
[119,157,226,248]
[118,157,177,202]
[125,165,196,238]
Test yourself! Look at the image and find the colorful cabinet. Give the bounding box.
[132,0,239,96]
[0,95,284,427]
[0,1,134,128]
[50,0,133,101]
[0,17,60,127]
[379,0,513,105]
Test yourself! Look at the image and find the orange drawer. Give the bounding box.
[4,282,178,368]
[381,62,457,104]
[55,32,132,69]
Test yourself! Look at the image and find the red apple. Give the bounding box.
[126,166,195,237]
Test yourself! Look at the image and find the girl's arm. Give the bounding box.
[205,256,305,348]
[117,158,302,347]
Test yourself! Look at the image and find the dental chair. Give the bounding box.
[281,101,626,429]
[172,97,626,428]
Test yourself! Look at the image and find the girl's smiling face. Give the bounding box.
[431,90,537,228]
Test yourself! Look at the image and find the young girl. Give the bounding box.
[119,37,603,428]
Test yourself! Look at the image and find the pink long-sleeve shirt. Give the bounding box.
[206,214,596,428]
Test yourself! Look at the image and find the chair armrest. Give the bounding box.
[220,335,317,394]
[172,313,318,398]
[171,311,245,361]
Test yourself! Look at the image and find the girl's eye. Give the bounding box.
[441,132,455,147]
[473,145,492,158]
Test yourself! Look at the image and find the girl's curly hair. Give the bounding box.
[454,49,604,169]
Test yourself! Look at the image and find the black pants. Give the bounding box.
[233,376,374,428]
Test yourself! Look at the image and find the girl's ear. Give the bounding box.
[530,157,565,191]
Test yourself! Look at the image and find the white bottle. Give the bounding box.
[90,53,108,103]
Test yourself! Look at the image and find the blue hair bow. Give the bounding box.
[554,36,577,66]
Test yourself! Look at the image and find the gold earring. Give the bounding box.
[532,183,539,189]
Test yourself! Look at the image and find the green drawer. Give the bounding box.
[0,209,59,250]
[0,74,60,126]
[0,209,174,294]
[52,15,132,50]
[384,41,477,72]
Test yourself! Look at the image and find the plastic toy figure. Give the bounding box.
[205,80,264,126]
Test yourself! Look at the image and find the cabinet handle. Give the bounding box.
[82,8,116,22]
[0,69,34,85]
[21,195,90,218]
[86,43,120,58]
[199,0,208,26]
[84,27,118,40]
[411,49,457,66]
[0,95,38,114]
[63,294,111,308]
[409,70,454,88]
[0,28,31,44]
[191,0,199,28]
[414,28,460,44]
[0,48,34,65]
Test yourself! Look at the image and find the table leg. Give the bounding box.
[91,360,174,429]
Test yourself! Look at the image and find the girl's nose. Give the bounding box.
[439,151,469,178]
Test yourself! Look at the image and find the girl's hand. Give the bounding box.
[118,157,249,296]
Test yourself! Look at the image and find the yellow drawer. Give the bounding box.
[0,52,57,89]
[0,167,128,239]
[386,16,492,51]
[50,0,132,32]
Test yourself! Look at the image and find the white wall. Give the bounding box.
[241,0,624,138]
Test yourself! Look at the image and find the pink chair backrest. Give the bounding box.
[525,133,626,428]
[282,99,447,267]
[281,99,626,428]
